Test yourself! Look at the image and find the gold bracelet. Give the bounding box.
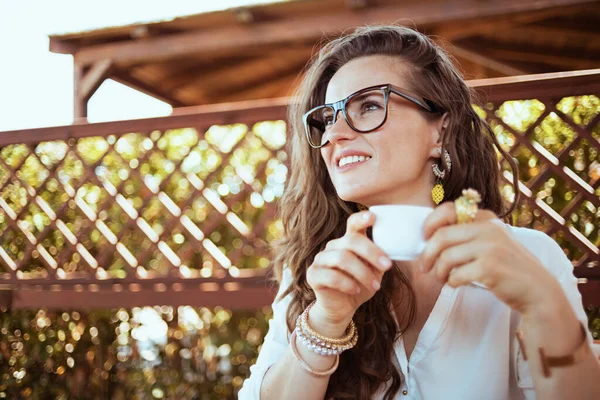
[296,326,358,355]
[516,321,591,378]
[296,316,357,352]
[300,301,356,345]
[290,330,339,377]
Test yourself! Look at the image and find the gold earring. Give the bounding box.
[431,148,451,205]
[357,203,368,211]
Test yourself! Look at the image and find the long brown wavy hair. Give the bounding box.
[272,25,518,399]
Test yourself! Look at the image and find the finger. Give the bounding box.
[346,211,375,235]
[328,232,392,272]
[432,240,489,283]
[316,250,381,291]
[422,202,456,240]
[420,223,483,274]
[446,260,495,289]
[423,203,497,240]
[307,266,361,295]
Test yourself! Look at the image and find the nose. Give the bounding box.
[322,110,359,145]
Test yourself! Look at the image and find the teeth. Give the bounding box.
[338,155,371,167]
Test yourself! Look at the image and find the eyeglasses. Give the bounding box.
[303,84,443,149]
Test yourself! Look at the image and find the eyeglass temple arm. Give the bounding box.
[390,87,443,113]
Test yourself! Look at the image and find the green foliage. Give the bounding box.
[0,306,272,399]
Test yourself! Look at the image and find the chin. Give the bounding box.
[335,189,374,205]
[333,177,391,205]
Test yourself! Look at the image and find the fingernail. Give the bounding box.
[379,256,392,269]
[362,212,371,221]
[372,280,380,291]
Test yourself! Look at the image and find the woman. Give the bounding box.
[239,26,600,399]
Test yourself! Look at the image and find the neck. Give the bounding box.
[395,259,443,294]
[361,176,437,208]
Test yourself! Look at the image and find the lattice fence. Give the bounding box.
[0,72,598,309]
[489,96,599,274]
[0,101,289,308]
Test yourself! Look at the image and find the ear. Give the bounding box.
[429,112,449,158]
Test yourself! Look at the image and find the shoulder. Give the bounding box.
[273,264,294,307]
[278,264,293,293]
[506,225,556,249]
[505,225,572,279]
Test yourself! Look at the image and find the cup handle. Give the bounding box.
[470,281,488,290]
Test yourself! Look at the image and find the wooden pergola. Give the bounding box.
[0,1,598,310]
[48,0,600,120]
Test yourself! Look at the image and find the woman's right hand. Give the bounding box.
[306,211,393,334]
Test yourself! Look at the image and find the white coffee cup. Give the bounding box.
[370,204,489,289]
[369,205,433,261]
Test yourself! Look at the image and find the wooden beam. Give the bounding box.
[458,37,600,71]
[78,59,113,100]
[512,25,600,45]
[345,0,369,9]
[163,45,313,93]
[48,39,76,55]
[210,67,303,104]
[532,13,600,34]
[72,0,598,66]
[4,285,277,309]
[3,280,598,309]
[432,2,595,40]
[467,68,600,102]
[484,47,600,71]
[0,96,290,146]
[111,69,188,107]
[172,47,312,98]
[449,43,528,76]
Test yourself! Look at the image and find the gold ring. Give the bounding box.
[454,188,481,224]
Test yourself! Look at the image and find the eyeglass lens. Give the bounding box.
[306,88,386,147]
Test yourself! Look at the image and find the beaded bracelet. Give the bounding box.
[295,327,357,356]
[295,317,358,354]
[299,301,356,345]
[290,330,339,377]
[294,301,358,357]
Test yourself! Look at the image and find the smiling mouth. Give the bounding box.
[337,155,372,168]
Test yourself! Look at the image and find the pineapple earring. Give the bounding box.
[431,148,452,205]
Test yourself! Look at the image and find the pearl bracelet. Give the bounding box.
[294,301,358,357]
[300,301,357,345]
[296,328,349,356]
[290,330,339,377]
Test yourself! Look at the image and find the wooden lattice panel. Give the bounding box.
[0,100,290,307]
[490,95,600,277]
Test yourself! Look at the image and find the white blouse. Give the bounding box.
[239,226,595,399]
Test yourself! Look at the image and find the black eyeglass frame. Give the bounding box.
[303,84,444,149]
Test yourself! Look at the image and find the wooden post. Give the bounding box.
[73,60,113,122]
[73,63,88,121]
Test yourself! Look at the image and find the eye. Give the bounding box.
[360,101,382,114]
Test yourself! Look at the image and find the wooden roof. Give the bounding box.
[49,0,600,108]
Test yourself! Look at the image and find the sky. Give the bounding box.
[0,0,285,131]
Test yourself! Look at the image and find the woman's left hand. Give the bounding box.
[419,202,563,316]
